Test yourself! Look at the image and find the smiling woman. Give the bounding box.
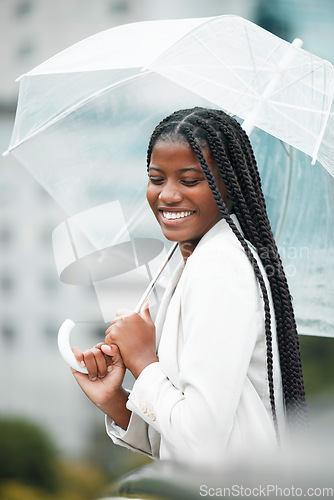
[147,141,228,261]
[71,107,308,469]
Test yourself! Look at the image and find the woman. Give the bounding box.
[72,107,307,467]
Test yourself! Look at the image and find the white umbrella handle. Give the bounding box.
[58,319,88,374]
[57,242,178,372]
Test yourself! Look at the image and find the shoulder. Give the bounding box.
[178,219,265,345]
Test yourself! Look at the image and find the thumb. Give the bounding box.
[101,343,123,365]
[139,300,153,324]
[115,309,132,317]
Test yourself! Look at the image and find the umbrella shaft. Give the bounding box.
[135,242,178,313]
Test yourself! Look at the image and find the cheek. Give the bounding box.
[205,202,219,219]
[202,195,222,222]
[200,187,219,213]
[146,184,157,211]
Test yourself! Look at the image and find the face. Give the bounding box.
[147,140,230,261]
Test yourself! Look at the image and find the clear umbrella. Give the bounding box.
[4,15,334,372]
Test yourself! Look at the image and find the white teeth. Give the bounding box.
[162,211,193,220]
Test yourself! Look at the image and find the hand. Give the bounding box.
[101,302,158,379]
[72,343,126,415]
[73,342,113,381]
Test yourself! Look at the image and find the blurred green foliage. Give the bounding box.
[0,416,108,500]
[299,335,334,398]
[0,417,59,492]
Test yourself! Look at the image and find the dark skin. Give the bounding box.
[72,140,230,430]
[146,141,230,261]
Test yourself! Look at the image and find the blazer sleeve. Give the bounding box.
[126,243,264,463]
[105,409,160,458]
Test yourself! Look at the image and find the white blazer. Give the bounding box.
[106,215,285,468]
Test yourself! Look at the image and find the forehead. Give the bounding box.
[149,140,215,175]
[151,140,194,157]
[149,140,211,170]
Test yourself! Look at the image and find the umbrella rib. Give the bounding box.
[142,16,219,70]
[161,66,256,100]
[311,75,334,163]
[266,102,331,148]
[6,70,154,153]
[269,94,330,133]
[243,26,283,99]
[189,28,294,106]
[159,66,329,118]
[264,62,332,100]
[274,144,294,244]
[265,101,319,142]
[157,64,328,144]
[268,100,329,114]
[188,33,261,98]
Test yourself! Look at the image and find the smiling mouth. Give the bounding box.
[160,210,195,220]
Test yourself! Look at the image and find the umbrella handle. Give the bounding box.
[58,243,179,373]
[58,319,88,374]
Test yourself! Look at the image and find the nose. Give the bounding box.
[158,181,183,204]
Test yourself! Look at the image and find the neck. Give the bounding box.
[178,239,200,263]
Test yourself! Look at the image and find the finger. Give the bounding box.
[82,350,98,381]
[104,326,123,347]
[106,309,133,333]
[100,343,118,357]
[104,328,114,345]
[72,346,86,369]
[94,342,105,348]
[94,342,112,369]
[115,309,132,317]
[91,347,109,378]
[105,318,120,334]
[106,317,123,333]
[101,344,124,367]
[140,300,153,324]
[140,299,150,313]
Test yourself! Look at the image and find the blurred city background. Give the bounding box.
[0,1,334,499]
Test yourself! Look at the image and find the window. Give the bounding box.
[1,320,16,345]
[0,226,13,247]
[109,0,128,14]
[0,271,15,295]
[16,41,34,60]
[41,272,59,294]
[14,0,33,19]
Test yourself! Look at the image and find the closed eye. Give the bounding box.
[181,179,204,186]
[148,177,164,185]
[148,177,205,186]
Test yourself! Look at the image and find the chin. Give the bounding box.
[161,231,180,242]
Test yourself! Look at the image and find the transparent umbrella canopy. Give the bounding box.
[4,15,334,341]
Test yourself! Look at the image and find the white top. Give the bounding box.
[106,215,285,468]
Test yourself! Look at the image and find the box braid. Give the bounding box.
[146,107,308,437]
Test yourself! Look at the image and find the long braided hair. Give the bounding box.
[147,107,307,435]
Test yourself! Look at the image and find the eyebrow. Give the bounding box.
[148,166,203,173]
